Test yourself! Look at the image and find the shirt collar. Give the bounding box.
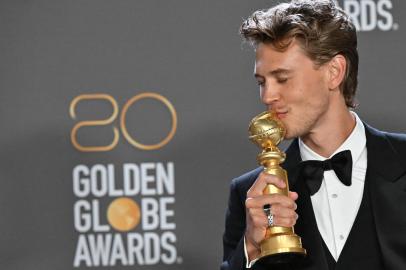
[299,112,366,164]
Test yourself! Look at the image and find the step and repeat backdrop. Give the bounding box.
[0,0,405,269]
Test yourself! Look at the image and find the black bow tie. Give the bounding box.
[300,150,353,195]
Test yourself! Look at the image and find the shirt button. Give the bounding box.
[332,194,338,198]
[339,235,345,240]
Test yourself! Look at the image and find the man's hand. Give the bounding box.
[244,172,299,261]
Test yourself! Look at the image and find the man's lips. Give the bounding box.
[275,111,288,119]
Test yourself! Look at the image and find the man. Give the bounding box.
[221,1,406,269]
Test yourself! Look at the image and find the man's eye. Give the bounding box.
[257,81,265,86]
[277,78,288,83]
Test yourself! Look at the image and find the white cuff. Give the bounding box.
[243,236,259,268]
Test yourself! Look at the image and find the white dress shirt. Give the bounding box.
[299,112,367,261]
[244,112,367,266]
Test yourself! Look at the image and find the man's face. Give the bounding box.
[254,40,331,139]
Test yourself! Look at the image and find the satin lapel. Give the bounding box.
[364,124,406,270]
[282,140,329,270]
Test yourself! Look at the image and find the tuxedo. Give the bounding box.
[221,124,406,270]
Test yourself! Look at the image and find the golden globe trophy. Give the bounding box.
[248,111,306,265]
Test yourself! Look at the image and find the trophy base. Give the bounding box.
[254,251,306,267]
[255,233,307,267]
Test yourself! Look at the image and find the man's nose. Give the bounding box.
[260,84,280,105]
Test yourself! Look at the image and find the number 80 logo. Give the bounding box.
[69,92,177,152]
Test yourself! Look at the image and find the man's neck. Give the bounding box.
[300,106,356,158]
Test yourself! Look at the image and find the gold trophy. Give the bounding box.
[248,111,306,265]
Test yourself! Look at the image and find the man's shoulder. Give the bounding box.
[366,123,406,167]
[366,123,406,149]
[383,131,406,147]
[382,130,406,163]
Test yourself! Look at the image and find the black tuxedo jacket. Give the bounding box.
[221,124,406,270]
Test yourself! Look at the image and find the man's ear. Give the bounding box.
[328,54,347,91]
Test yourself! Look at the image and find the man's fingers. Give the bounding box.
[247,210,268,227]
[247,172,286,196]
[273,216,298,227]
[245,194,297,210]
[247,207,267,218]
[270,205,298,219]
[288,191,299,201]
[247,202,298,219]
[247,207,298,228]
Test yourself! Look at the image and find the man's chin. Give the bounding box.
[284,133,297,140]
[284,128,303,140]
[281,121,305,139]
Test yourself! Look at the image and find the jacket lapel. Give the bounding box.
[364,124,406,270]
[282,140,329,270]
